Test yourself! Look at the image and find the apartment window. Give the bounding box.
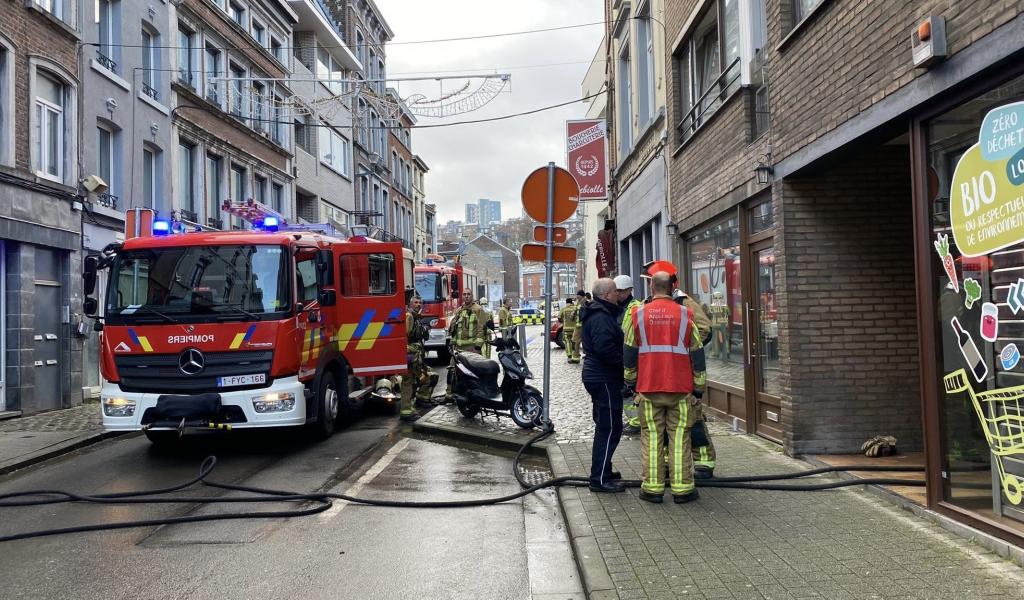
[359,176,369,212]
[35,0,67,22]
[229,1,245,27]
[177,24,196,87]
[271,94,285,145]
[205,45,222,104]
[636,2,655,125]
[270,36,284,63]
[142,29,159,100]
[616,38,632,154]
[231,165,246,202]
[355,30,366,69]
[378,119,387,157]
[251,80,266,131]
[368,49,377,81]
[676,0,741,145]
[253,174,267,206]
[316,46,343,95]
[142,146,161,210]
[97,1,120,73]
[205,153,222,226]
[368,110,379,153]
[97,125,117,200]
[0,46,8,165]
[295,116,311,152]
[792,0,822,23]
[319,126,351,177]
[357,99,367,146]
[377,59,386,94]
[229,63,246,117]
[271,182,284,213]
[34,71,65,181]
[251,20,266,46]
[177,141,196,215]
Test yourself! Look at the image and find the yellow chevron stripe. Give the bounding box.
[137,336,154,353]
[229,332,246,349]
[336,323,358,351]
[355,323,385,350]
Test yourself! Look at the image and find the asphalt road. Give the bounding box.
[0,401,578,600]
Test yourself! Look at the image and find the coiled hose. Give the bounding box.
[0,424,923,543]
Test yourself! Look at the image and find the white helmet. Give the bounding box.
[613,275,634,290]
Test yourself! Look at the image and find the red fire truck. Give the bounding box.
[83,207,409,444]
[413,255,477,361]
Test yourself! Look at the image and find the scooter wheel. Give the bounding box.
[455,395,480,419]
[511,389,543,429]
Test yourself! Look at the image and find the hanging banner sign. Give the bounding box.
[950,101,1024,257]
[566,119,608,201]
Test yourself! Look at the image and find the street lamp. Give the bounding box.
[754,152,774,185]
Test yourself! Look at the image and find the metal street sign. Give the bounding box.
[519,162,581,428]
[533,226,567,243]
[521,243,577,263]
[521,166,579,224]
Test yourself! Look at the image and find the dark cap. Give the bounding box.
[576,289,586,297]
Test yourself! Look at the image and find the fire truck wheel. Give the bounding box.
[311,369,341,440]
[144,430,179,445]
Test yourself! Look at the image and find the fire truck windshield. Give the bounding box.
[105,245,290,324]
[415,272,443,302]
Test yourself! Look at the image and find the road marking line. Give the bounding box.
[318,437,412,521]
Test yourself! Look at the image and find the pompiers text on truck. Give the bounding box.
[413,255,477,362]
[83,207,410,445]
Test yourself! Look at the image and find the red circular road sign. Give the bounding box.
[521,165,580,224]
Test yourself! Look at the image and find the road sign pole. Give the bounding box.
[542,162,556,428]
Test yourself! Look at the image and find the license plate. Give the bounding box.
[217,373,266,387]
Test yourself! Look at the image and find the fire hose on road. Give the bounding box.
[0,425,926,544]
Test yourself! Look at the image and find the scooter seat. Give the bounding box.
[456,352,500,377]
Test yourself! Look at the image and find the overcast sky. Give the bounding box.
[375,0,604,223]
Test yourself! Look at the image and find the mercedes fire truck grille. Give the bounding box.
[114,351,274,393]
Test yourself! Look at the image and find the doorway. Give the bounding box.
[746,238,782,441]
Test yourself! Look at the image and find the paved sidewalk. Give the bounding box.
[417,327,1024,599]
[0,403,116,475]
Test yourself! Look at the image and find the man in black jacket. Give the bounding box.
[580,277,626,493]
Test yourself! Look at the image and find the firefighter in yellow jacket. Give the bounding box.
[400,295,431,421]
[445,290,486,398]
[623,271,706,503]
[558,297,580,363]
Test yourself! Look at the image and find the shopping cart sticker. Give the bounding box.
[963,278,982,309]
[944,368,1024,505]
[1001,344,1021,371]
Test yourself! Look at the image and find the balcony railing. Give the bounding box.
[96,49,117,73]
[178,208,198,223]
[142,81,159,101]
[95,193,118,210]
[207,217,223,230]
[676,57,742,147]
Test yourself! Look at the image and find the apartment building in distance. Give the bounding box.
[289,0,361,225]
[170,0,297,231]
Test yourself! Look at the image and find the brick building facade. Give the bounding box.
[606,0,1024,546]
[0,2,84,414]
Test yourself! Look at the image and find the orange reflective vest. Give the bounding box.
[631,299,694,394]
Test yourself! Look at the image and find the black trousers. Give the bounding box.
[585,381,624,486]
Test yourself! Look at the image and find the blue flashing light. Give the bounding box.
[264,216,280,232]
[152,220,171,235]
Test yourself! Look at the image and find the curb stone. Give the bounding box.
[0,430,129,476]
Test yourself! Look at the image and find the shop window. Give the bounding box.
[685,215,744,390]
[926,72,1024,529]
[749,200,773,234]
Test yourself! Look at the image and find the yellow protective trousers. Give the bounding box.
[639,392,697,495]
